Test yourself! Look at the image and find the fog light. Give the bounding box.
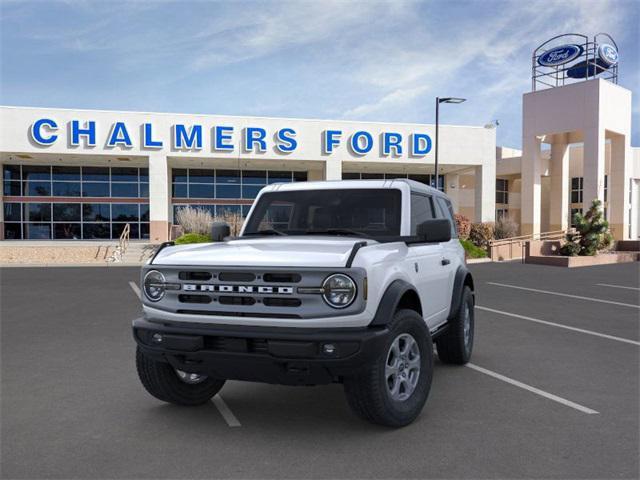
[152,333,163,344]
[323,343,336,355]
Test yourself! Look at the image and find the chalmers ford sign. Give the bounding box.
[29,118,434,157]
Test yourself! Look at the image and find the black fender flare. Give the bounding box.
[369,279,420,327]
[448,266,475,320]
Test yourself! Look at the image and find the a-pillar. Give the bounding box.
[521,135,543,236]
[474,163,495,222]
[609,133,631,240]
[324,158,342,180]
[549,134,570,231]
[582,126,605,212]
[148,153,171,243]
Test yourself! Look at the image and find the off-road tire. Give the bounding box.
[343,309,433,427]
[436,286,474,365]
[136,347,225,406]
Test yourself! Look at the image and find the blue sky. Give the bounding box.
[1,0,638,148]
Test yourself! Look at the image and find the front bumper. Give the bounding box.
[133,317,390,385]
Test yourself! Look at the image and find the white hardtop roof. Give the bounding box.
[261,179,445,197]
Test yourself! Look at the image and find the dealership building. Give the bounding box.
[0,34,638,243]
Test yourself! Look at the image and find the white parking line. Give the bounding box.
[596,283,640,291]
[477,305,640,346]
[466,363,599,415]
[487,282,640,309]
[129,281,141,299]
[212,395,241,427]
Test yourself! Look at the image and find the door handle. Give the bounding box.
[441,258,450,266]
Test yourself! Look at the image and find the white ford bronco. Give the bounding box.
[134,179,475,427]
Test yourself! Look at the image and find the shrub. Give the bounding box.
[454,213,471,240]
[175,206,213,235]
[174,233,212,245]
[469,222,495,249]
[215,210,244,237]
[494,216,519,240]
[560,199,613,256]
[460,239,487,259]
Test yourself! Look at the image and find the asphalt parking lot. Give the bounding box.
[1,262,638,479]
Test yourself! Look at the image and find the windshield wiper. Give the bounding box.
[243,229,286,236]
[306,228,369,238]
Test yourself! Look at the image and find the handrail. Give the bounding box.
[489,229,569,247]
[106,223,131,263]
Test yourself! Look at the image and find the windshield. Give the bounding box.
[243,188,402,239]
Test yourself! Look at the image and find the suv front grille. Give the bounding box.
[149,266,365,319]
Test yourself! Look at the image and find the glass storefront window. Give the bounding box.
[4,203,21,221]
[82,182,110,197]
[54,223,81,239]
[83,203,111,221]
[25,181,51,196]
[52,182,81,197]
[82,167,109,182]
[188,183,215,199]
[111,183,139,197]
[25,203,51,222]
[3,181,21,196]
[53,203,81,222]
[83,223,111,239]
[216,184,240,199]
[216,170,240,184]
[4,223,22,239]
[112,204,139,222]
[3,165,21,181]
[52,166,80,181]
[24,223,52,239]
[23,165,51,181]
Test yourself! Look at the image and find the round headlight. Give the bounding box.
[322,274,356,309]
[143,270,166,302]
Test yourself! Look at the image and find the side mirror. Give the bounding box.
[417,219,452,243]
[211,222,231,242]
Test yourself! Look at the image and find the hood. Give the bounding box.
[152,236,370,268]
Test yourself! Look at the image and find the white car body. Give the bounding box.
[148,179,465,331]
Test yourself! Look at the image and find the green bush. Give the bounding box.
[560,199,613,256]
[460,239,487,259]
[174,233,212,245]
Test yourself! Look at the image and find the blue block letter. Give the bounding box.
[350,131,373,155]
[107,122,133,147]
[383,132,403,156]
[244,127,267,152]
[411,133,432,156]
[143,123,163,148]
[275,128,297,153]
[71,120,96,146]
[174,124,203,149]
[214,126,234,151]
[30,118,58,145]
[323,130,342,154]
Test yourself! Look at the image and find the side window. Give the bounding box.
[435,197,458,238]
[410,194,435,234]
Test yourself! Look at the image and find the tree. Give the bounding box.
[560,199,613,256]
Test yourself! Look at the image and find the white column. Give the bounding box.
[148,153,170,243]
[549,134,570,232]
[521,135,542,236]
[582,126,606,211]
[609,134,631,240]
[446,173,460,212]
[474,163,495,223]
[324,158,342,180]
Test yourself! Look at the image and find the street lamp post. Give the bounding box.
[435,97,466,190]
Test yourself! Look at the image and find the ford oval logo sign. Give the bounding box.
[538,44,583,67]
[598,44,618,66]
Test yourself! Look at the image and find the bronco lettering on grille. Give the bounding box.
[182,284,294,294]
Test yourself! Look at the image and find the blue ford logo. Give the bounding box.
[538,44,583,67]
[598,44,618,66]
